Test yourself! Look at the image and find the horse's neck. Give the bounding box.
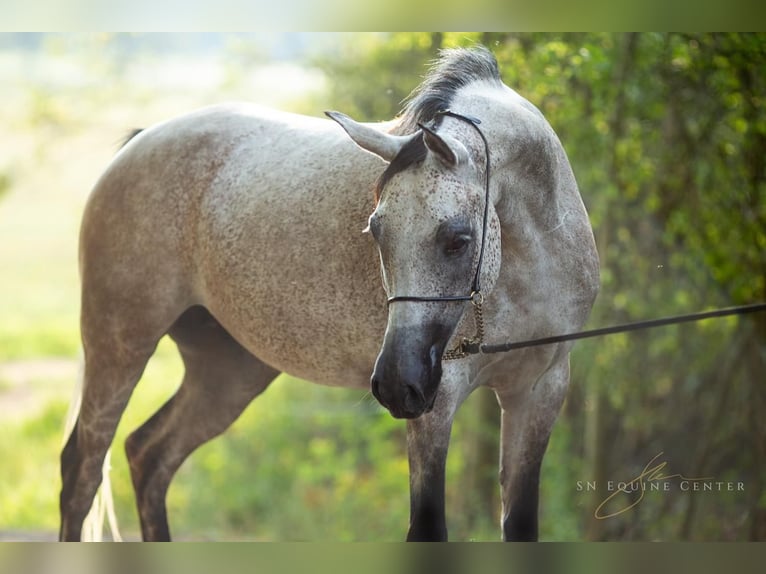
[490,115,567,231]
[453,87,570,236]
[491,101,593,269]
[494,126,599,327]
[497,144,573,237]
[452,88,597,332]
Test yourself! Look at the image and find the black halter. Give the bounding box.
[386,109,492,307]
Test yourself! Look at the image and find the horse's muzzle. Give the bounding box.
[370,328,445,419]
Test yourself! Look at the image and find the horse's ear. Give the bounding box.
[419,123,470,169]
[325,111,409,162]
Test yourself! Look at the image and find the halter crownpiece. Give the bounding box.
[436,110,482,126]
[385,109,493,359]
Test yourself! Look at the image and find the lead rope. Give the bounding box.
[480,301,766,354]
[446,301,766,360]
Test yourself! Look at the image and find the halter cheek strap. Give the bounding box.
[385,109,492,359]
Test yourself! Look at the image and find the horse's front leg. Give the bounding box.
[495,358,570,541]
[405,389,461,542]
[406,413,452,541]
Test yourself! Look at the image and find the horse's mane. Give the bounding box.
[373,46,501,202]
[392,46,502,136]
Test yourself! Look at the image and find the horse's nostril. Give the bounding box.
[429,344,440,370]
[404,382,426,410]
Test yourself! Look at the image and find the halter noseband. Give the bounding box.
[385,109,492,359]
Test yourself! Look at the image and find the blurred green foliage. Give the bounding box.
[166,378,410,541]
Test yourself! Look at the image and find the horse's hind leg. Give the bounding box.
[59,327,163,541]
[125,306,279,541]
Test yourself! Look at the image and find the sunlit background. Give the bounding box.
[0,33,764,542]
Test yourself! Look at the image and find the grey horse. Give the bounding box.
[59,46,599,541]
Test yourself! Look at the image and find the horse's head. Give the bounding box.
[328,111,501,418]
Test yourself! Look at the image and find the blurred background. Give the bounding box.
[0,32,764,541]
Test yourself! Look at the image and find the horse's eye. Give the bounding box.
[445,233,472,256]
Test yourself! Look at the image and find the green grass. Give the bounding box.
[0,346,509,541]
[0,400,69,528]
[0,334,413,540]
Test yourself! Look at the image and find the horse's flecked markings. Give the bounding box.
[60,46,598,542]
